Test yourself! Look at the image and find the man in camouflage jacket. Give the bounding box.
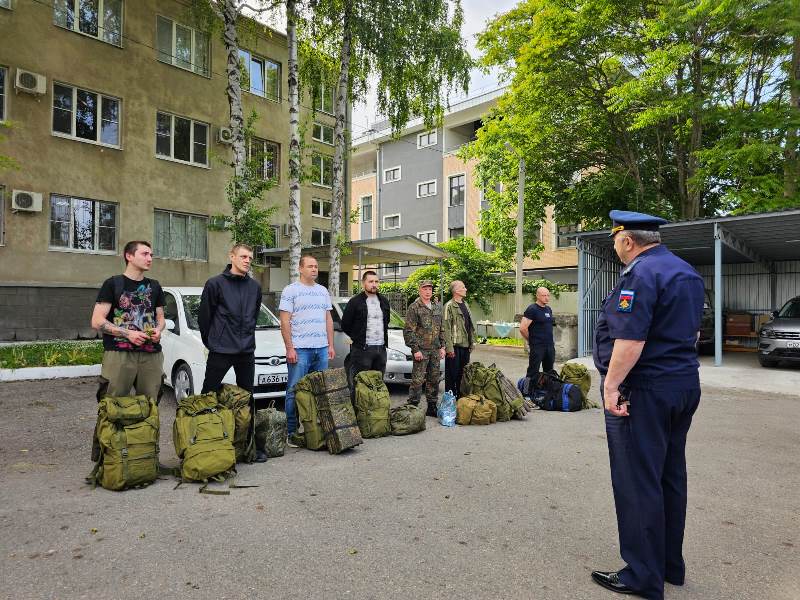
[404,280,446,413]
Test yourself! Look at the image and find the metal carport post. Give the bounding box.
[714,223,723,366]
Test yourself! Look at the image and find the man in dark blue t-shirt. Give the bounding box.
[520,287,554,378]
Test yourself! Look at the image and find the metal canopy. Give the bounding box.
[574,208,800,366]
[573,208,800,265]
[258,235,448,265]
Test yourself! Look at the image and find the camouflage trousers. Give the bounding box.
[408,349,441,402]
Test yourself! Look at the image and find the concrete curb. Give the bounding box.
[0,364,101,382]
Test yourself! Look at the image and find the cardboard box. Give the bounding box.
[726,313,753,336]
[754,314,772,331]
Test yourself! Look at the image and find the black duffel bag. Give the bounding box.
[533,371,583,412]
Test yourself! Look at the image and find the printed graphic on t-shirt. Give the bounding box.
[113,283,159,351]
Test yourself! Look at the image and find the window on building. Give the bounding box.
[382,263,400,277]
[449,174,465,206]
[49,194,117,252]
[556,223,578,248]
[416,180,437,198]
[153,209,208,260]
[481,237,495,253]
[311,228,331,246]
[383,214,400,230]
[238,49,280,101]
[247,137,279,181]
[313,122,334,145]
[383,166,401,183]
[526,225,542,247]
[52,83,120,147]
[417,230,437,244]
[156,16,210,77]
[156,111,208,166]
[54,0,123,46]
[0,66,6,121]
[311,154,333,187]
[312,198,332,218]
[417,130,437,148]
[360,195,372,222]
[0,0,10,9]
[315,85,334,114]
[449,227,464,239]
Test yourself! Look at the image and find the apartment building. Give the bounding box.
[350,89,579,284]
[0,0,341,339]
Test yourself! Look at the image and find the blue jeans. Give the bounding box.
[285,347,329,435]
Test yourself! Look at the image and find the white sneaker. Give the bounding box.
[287,436,300,448]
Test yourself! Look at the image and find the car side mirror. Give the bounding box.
[165,319,176,332]
[332,322,342,332]
[771,310,779,318]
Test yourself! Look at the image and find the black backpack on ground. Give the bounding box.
[533,371,583,412]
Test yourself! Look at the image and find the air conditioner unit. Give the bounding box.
[12,190,43,212]
[15,69,47,96]
[217,127,234,144]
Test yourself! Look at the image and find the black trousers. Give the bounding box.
[445,346,470,398]
[526,342,555,379]
[201,351,255,394]
[348,345,387,395]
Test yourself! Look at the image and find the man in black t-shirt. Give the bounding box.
[520,286,555,379]
[91,240,166,402]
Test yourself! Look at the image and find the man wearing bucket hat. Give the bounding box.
[403,280,446,415]
[591,210,705,600]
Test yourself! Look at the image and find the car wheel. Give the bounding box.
[758,355,778,368]
[173,362,194,400]
[698,342,714,355]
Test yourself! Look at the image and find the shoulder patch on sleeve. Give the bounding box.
[617,289,635,313]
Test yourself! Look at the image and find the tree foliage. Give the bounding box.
[461,0,800,254]
[301,0,473,295]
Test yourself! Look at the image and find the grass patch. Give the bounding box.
[0,341,103,369]
[482,337,525,347]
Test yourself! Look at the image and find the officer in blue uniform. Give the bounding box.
[591,210,705,600]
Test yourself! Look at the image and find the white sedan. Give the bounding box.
[160,287,288,401]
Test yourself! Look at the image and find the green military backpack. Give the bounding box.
[88,395,160,491]
[353,370,391,438]
[217,384,255,463]
[463,362,524,422]
[390,403,427,435]
[254,402,287,458]
[293,376,326,450]
[173,393,236,482]
[559,362,598,409]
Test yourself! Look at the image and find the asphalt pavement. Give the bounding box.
[0,346,797,600]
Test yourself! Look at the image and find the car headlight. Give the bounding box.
[760,328,775,339]
[387,349,406,361]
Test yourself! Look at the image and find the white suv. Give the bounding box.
[160,287,288,401]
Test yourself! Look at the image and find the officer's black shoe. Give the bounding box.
[254,450,268,463]
[590,571,639,595]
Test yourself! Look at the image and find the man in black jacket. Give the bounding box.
[198,244,262,396]
[341,271,390,391]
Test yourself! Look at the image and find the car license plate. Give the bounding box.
[258,373,288,385]
[787,341,800,349]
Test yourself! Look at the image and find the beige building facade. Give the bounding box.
[0,1,341,339]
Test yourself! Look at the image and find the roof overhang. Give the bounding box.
[574,208,800,265]
[258,235,448,266]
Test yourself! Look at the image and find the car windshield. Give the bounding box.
[335,301,406,329]
[181,295,280,330]
[777,299,800,318]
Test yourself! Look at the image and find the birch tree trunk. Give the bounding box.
[222,0,246,181]
[286,0,302,281]
[784,34,800,199]
[326,0,352,297]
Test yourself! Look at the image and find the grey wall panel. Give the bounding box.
[379,130,442,239]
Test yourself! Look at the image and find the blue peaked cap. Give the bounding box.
[609,210,669,236]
